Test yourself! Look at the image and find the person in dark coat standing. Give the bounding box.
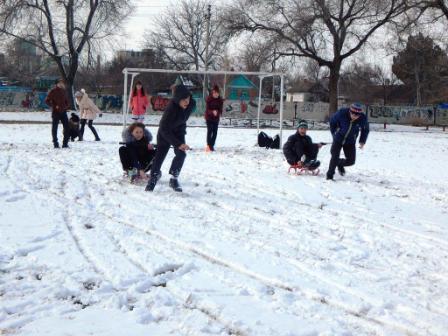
[283,120,322,170]
[119,122,156,182]
[145,84,196,192]
[326,103,370,180]
[45,79,70,148]
[204,85,224,151]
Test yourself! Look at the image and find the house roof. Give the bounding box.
[228,75,257,89]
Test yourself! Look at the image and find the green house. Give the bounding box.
[227,75,258,100]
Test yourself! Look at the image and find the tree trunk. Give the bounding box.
[66,81,76,111]
[328,65,340,117]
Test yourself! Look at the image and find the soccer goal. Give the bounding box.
[121,68,286,144]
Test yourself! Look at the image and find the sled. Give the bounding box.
[288,163,320,176]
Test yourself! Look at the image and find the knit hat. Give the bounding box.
[297,120,308,129]
[349,103,364,114]
[74,91,83,98]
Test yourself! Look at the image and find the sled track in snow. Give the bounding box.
[37,165,431,335]
[202,166,448,250]
[3,152,248,336]
[6,143,445,335]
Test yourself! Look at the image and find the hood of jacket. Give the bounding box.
[122,128,152,144]
[172,84,191,105]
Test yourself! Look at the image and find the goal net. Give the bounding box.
[121,68,286,144]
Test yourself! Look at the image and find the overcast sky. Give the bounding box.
[121,0,175,50]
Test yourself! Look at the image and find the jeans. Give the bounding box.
[52,112,69,145]
[206,121,219,149]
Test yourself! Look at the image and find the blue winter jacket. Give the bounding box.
[330,108,369,145]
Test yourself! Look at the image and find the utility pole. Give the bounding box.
[203,4,211,101]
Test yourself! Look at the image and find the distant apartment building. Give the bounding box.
[115,49,155,66]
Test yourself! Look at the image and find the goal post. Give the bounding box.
[122,68,286,145]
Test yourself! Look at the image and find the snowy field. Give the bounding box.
[0,123,447,336]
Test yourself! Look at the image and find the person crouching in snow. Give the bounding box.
[145,84,196,192]
[130,80,149,123]
[119,122,156,182]
[75,89,101,141]
[326,102,369,180]
[68,113,80,141]
[204,84,224,151]
[283,120,322,170]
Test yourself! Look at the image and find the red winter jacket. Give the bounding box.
[45,86,69,113]
[205,95,224,122]
[130,89,149,116]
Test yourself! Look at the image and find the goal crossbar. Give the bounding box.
[122,67,285,144]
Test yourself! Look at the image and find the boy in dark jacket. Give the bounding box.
[145,84,196,192]
[283,120,322,170]
[326,103,369,180]
[204,85,224,151]
[45,78,70,148]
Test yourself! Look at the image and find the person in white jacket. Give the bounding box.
[75,89,101,141]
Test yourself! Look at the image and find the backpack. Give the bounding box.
[258,131,273,148]
[270,134,280,149]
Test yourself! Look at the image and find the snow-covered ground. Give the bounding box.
[0,123,447,336]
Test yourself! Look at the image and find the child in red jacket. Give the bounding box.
[130,81,149,122]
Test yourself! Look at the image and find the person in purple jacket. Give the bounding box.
[326,103,369,180]
[204,85,224,151]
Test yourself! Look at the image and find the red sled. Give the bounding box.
[288,163,320,176]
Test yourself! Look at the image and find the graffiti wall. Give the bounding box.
[1,89,447,125]
[367,105,448,125]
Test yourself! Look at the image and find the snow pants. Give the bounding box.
[119,146,156,172]
[150,137,186,178]
[326,142,356,177]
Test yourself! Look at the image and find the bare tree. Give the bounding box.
[0,0,132,107]
[144,0,231,71]
[225,0,409,114]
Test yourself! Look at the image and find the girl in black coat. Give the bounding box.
[145,84,196,192]
[119,122,156,181]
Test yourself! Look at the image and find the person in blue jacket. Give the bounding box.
[326,103,369,180]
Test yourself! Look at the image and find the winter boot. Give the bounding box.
[326,172,334,180]
[62,143,69,148]
[337,164,346,176]
[145,172,161,192]
[169,178,182,192]
[304,159,320,170]
[127,168,138,183]
[53,142,60,149]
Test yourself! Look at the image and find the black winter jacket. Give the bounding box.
[122,128,153,170]
[283,133,319,165]
[158,84,196,147]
